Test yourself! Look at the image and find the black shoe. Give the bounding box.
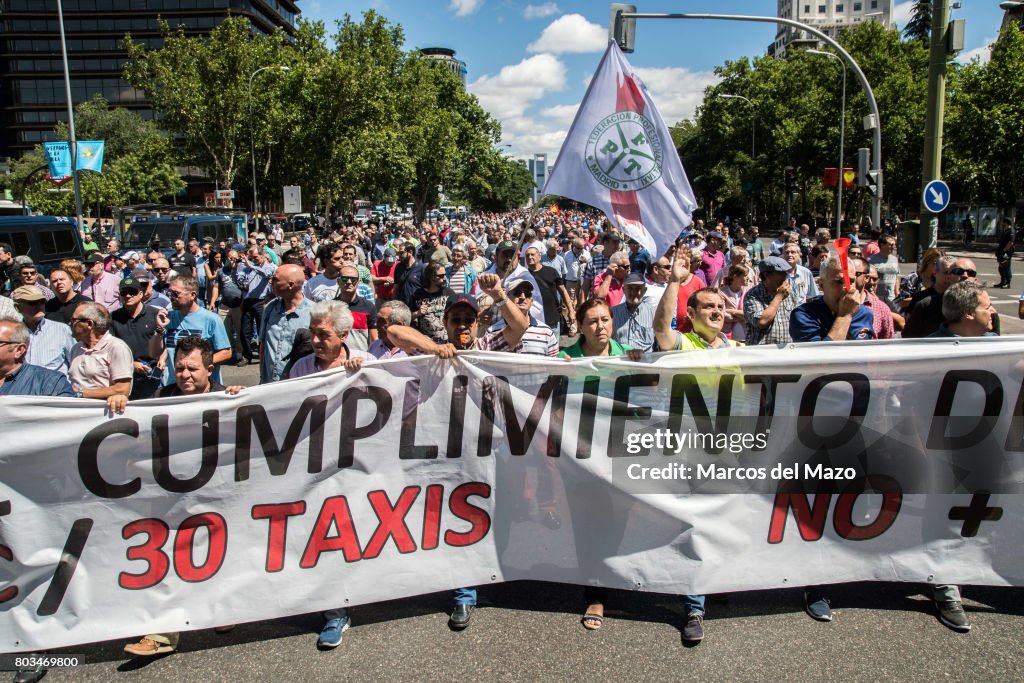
[449,604,473,630]
[541,510,562,530]
[13,666,46,683]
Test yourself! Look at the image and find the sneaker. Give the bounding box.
[682,612,704,642]
[937,601,972,632]
[317,616,351,649]
[804,591,833,621]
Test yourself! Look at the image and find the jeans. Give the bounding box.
[933,584,961,603]
[323,607,350,622]
[240,298,264,362]
[219,305,244,361]
[453,587,477,605]
[998,257,1012,286]
[682,593,706,616]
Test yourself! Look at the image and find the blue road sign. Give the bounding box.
[923,179,951,213]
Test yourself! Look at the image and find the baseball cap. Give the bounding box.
[708,230,725,240]
[505,278,534,295]
[119,276,144,292]
[759,256,791,274]
[624,272,647,286]
[121,250,140,261]
[444,293,479,316]
[12,286,45,303]
[383,248,397,261]
[86,252,106,264]
[130,267,153,282]
[495,240,518,253]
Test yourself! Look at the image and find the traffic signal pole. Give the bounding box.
[611,6,883,230]
[919,0,951,252]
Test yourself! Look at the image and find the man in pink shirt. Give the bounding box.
[80,252,122,312]
[699,231,728,284]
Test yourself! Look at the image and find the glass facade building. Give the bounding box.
[0,0,300,159]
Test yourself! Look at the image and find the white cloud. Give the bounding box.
[892,1,915,27]
[468,54,567,120]
[956,36,996,65]
[448,0,483,17]
[540,103,579,125]
[527,14,606,54]
[634,66,721,127]
[523,2,559,19]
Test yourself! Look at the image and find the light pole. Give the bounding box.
[610,7,883,229]
[248,65,290,232]
[719,93,755,224]
[56,0,84,232]
[807,49,846,235]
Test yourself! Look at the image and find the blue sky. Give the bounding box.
[300,1,1004,163]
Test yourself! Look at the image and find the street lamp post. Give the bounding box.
[56,0,84,233]
[248,65,290,233]
[719,93,756,224]
[807,49,846,235]
[611,8,883,229]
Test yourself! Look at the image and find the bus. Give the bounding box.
[353,200,372,224]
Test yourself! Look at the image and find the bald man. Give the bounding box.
[259,263,312,384]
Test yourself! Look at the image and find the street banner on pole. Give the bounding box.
[76,141,104,172]
[3,339,1024,651]
[43,142,71,180]
[542,41,697,258]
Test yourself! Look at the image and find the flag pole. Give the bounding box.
[57,0,84,233]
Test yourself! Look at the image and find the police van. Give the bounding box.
[118,214,244,255]
[0,215,84,275]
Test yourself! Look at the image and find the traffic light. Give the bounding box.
[785,166,797,196]
[610,4,637,53]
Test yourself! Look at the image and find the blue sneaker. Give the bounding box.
[804,591,833,622]
[318,616,351,649]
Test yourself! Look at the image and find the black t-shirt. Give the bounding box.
[530,265,564,327]
[157,381,226,398]
[410,286,455,343]
[169,251,197,275]
[109,305,160,363]
[45,292,91,325]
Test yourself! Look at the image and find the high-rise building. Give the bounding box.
[768,0,893,58]
[0,0,300,160]
[419,47,467,86]
[528,153,546,205]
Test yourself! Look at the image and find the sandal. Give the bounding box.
[581,613,604,630]
[123,637,176,657]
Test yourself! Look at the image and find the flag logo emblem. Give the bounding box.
[585,111,663,192]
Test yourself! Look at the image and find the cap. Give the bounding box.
[130,267,153,282]
[708,231,725,240]
[601,230,622,242]
[383,248,397,261]
[86,252,106,264]
[12,286,45,303]
[119,276,145,292]
[121,250,140,261]
[444,293,479,316]
[624,272,647,286]
[495,239,518,253]
[759,255,791,274]
[505,278,534,295]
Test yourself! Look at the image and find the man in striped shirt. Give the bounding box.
[612,272,655,351]
[483,278,558,357]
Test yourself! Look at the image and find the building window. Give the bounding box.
[871,0,877,7]
[818,5,826,12]
[836,4,843,12]
[854,2,861,10]
[805,5,811,13]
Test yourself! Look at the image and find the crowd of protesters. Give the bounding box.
[0,207,1010,680]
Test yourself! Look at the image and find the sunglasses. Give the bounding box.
[510,290,533,300]
[950,267,977,277]
[153,267,169,273]
[21,270,36,276]
[0,340,24,347]
[120,288,141,296]
[338,276,359,284]
[168,289,187,298]
[448,315,476,325]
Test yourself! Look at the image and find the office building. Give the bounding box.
[0,0,300,160]
[420,47,467,86]
[768,0,894,57]
[528,153,546,205]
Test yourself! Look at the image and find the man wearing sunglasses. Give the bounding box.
[332,263,377,350]
[149,275,232,386]
[110,276,163,399]
[81,252,122,313]
[904,257,992,338]
[593,251,631,307]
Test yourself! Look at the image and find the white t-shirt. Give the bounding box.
[303,273,340,302]
[69,332,134,390]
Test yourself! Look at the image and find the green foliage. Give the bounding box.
[946,23,1024,206]
[903,0,933,43]
[2,96,183,216]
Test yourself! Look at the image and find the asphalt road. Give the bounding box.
[19,243,1024,682]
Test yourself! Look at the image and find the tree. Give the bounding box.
[946,23,1024,207]
[2,96,183,216]
[903,1,932,44]
[123,17,298,197]
[457,151,535,211]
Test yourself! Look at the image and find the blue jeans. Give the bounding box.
[453,587,477,605]
[323,607,350,622]
[682,593,705,616]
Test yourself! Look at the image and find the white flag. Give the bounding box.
[543,41,698,258]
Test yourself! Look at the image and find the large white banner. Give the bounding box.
[3,338,1024,651]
